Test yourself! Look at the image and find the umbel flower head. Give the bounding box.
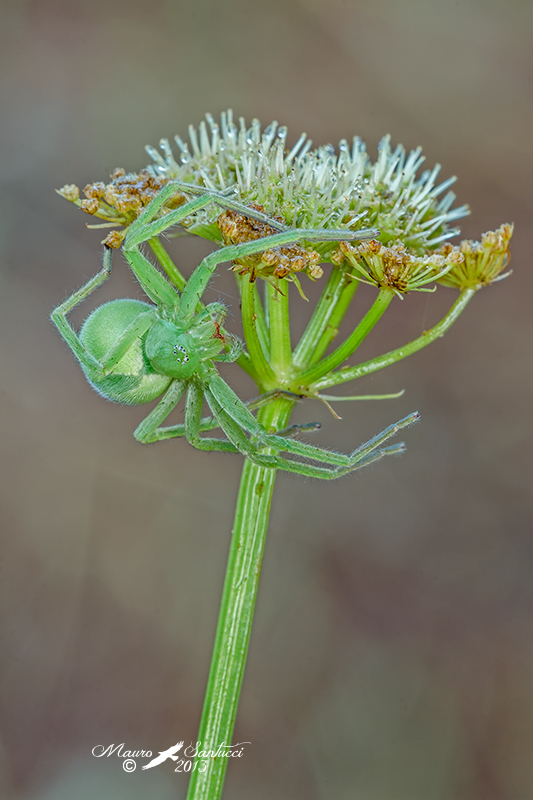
[57,169,185,248]
[57,111,513,290]
[333,239,465,297]
[144,110,469,255]
[437,224,514,289]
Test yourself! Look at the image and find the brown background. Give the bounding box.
[1,1,532,798]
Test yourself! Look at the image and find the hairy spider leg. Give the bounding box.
[133,380,231,445]
[120,186,298,310]
[203,388,408,479]
[176,226,378,323]
[51,248,112,370]
[184,382,251,456]
[157,181,290,232]
[133,388,314,445]
[132,370,408,477]
[133,379,274,463]
[207,371,419,468]
[122,181,378,321]
[51,247,156,376]
[125,180,295,250]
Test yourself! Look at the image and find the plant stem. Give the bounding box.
[293,267,359,369]
[253,283,270,359]
[267,278,292,381]
[240,277,276,388]
[292,288,394,389]
[306,274,359,365]
[311,288,476,390]
[186,396,294,800]
[148,237,187,291]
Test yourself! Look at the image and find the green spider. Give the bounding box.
[52,183,417,479]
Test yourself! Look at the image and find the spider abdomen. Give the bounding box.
[145,320,201,380]
[80,299,172,404]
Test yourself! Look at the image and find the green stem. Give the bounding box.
[311,288,476,390]
[253,283,270,359]
[240,278,277,389]
[236,351,260,383]
[293,267,360,369]
[186,396,294,800]
[305,273,359,366]
[267,278,292,381]
[292,288,394,390]
[148,236,187,291]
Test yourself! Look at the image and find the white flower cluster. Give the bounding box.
[145,110,469,255]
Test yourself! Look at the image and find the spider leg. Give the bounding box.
[179,224,378,322]
[122,186,286,309]
[154,181,289,232]
[133,379,237,452]
[245,389,306,411]
[123,181,377,317]
[123,189,229,307]
[51,247,112,373]
[276,422,322,438]
[123,186,288,309]
[202,389,280,468]
[134,379,187,443]
[133,386,296,445]
[205,387,408,479]
[206,373,348,465]
[183,382,244,455]
[207,372,419,468]
[125,183,290,253]
[100,311,155,372]
[270,441,407,480]
[273,442,407,480]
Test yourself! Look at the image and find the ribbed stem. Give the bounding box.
[292,266,346,367]
[186,397,294,800]
[148,237,186,291]
[240,278,276,388]
[311,288,476,390]
[306,274,359,365]
[292,288,394,389]
[267,279,292,381]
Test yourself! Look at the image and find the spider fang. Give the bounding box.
[212,321,225,343]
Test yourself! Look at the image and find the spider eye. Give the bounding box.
[173,344,190,363]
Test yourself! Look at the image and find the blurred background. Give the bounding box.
[1,0,532,798]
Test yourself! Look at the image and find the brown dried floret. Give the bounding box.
[58,169,187,235]
[334,239,463,296]
[437,224,513,289]
[80,198,100,215]
[103,230,126,249]
[84,169,180,221]
[57,184,80,202]
[217,205,323,281]
[83,182,106,200]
